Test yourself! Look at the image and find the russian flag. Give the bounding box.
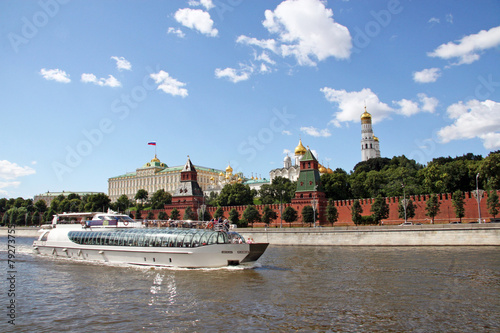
[148,141,156,146]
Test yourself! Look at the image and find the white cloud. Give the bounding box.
[174,8,218,37]
[283,149,291,154]
[261,0,352,66]
[215,66,253,83]
[438,99,500,149]
[237,36,278,53]
[418,93,439,113]
[0,181,20,196]
[150,70,188,97]
[188,0,214,10]
[167,27,185,38]
[0,160,36,180]
[321,87,393,124]
[81,73,121,87]
[300,126,331,137]
[111,56,131,71]
[255,51,276,65]
[413,67,441,83]
[282,130,292,135]
[39,68,71,83]
[321,88,439,125]
[446,14,453,24]
[394,99,420,117]
[428,17,440,24]
[428,25,500,65]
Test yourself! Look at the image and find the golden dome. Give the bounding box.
[151,155,160,163]
[238,177,242,182]
[294,139,307,155]
[361,106,372,122]
[210,176,214,181]
[226,164,233,173]
[319,164,327,174]
[374,136,379,142]
[219,172,224,176]
[327,167,333,174]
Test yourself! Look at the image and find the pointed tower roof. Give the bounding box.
[182,155,196,172]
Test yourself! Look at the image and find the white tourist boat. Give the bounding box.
[33,211,268,268]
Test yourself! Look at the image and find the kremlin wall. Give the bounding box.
[132,108,499,226]
[141,190,499,227]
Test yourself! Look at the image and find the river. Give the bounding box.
[1,237,499,332]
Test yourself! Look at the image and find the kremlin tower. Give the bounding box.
[360,107,381,162]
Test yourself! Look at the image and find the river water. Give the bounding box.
[1,237,499,332]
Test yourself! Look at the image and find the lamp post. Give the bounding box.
[311,196,318,228]
[401,181,408,223]
[279,189,285,228]
[475,173,483,223]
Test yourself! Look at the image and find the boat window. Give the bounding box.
[183,233,194,247]
[207,233,218,245]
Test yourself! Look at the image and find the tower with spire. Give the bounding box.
[360,106,381,161]
[172,156,204,206]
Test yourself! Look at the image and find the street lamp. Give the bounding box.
[475,173,484,223]
[279,189,285,228]
[311,196,318,228]
[402,181,407,224]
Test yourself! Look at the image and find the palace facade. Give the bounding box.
[108,155,223,202]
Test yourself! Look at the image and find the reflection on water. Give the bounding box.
[2,237,499,332]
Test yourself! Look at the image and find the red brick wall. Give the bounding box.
[138,190,499,226]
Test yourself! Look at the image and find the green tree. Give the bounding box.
[157,211,167,220]
[371,196,390,225]
[84,193,111,212]
[147,211,155,220]
[351,200,363,225]
[0,198,8,213]
[425,194,441,224]
[217,183,254,206]
[115,195,131,213]
[242,205,261,227]
[214,207,225,219]
[150,189,172,209]
[183,206,195,220]
[451,190,465,222]
[261,205,277,227]
[258,184,275,205]
[326,200,339,226]
[34,200,48,214]
[170,208,180,220]
[32,211,41,226]
[135,210,142,219]
[487,190,500,218]
[67,193,81,200]
[321,168,351,200]
[301,206,316,226]
[480,152,500,189]
[398,199,416,220]
[228,208,240,225]
[134,189,149,205]
[282,206,298,227]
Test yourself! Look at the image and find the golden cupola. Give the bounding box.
[374,136,379,142]
[151,154,160,163]
[319,164,327,174]
[225,164,233,174]
[361,106,372,124]
[294,139,307,156]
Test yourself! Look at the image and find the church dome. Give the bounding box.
[319,164,327,174]
[284,155,291,162]
[226,164,233,173]
[361,107,371,120]
[374,136,379,142]
[327,167,333,174]
[294,139,307,155]
[151,155,160,163]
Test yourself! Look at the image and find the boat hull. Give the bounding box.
[33,242,268,268]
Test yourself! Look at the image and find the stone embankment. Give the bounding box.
[3,224,500,246]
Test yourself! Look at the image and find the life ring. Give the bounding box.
[207,222,213,229]
[123,221,129,226]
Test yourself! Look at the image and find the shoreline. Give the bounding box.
[3,224,500,246]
